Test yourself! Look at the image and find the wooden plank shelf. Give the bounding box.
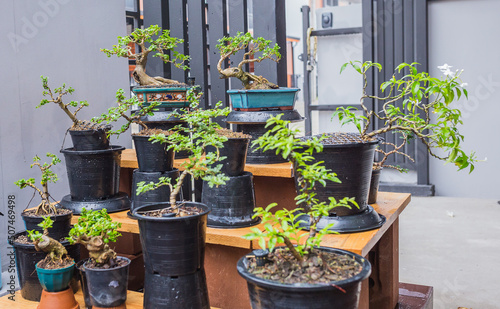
[0,290,220,309]
[121,148,293,178]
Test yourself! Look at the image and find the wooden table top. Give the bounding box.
[121,148,293,178]
[0,290,220,309]
[72,191,410,257]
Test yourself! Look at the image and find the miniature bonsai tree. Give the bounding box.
[28,217,72,268]
[68,208,122,266]
[38,76,106,131]
[243,115,356,264]
[15,153,61,216]
[92,88,162,136]
[333,61,477,172]
[136,89,231,215]
[216,32,281,90]
[101,25,190,86]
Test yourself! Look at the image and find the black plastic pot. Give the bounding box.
[202,172,259,228]
[60,145,124,200]
[237,247,371,309]
[21,208,72,241]
[84,257,130,308]
[76,259,92,309]
[206,137,250,176]
[143,269,209,309]
[235,123,287,164]
[368,168,382,204]
[132,135,174,172]
[294,139,386,233]
[132,202,209,276]
[11,232,80,301]
[69,126,110,151]
[131,169,182,211]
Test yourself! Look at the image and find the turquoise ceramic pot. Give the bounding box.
[227,88,300,111]
[36,261,75,292]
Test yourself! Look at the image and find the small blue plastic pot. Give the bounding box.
[36,261,75,292]
[227,88,300,110]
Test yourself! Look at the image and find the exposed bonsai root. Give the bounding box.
[81,236,117,265]
[35,235,68,263]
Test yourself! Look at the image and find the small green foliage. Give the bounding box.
[68,208,122,245]
[27,229,43,243]
[92,88,160,136]
[243,115,356,260]
[101,25,190,70]
[38,216,54,230]
[15,153,61,215]
[333,61,477,173]
[216,32,281,89]
[27,217,53,243]
[216,32,281,63]
[136,89,231,205]
[67,208,122,244]
[38,76,89,125]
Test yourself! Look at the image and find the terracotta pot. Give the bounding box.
[37,288,79,309]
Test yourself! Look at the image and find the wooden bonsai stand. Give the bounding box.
[114,149,413,309]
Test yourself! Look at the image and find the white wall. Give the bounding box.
[428,0,500,198]
[0,0,130,272]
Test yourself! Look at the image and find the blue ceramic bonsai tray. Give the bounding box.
[227,88,300,111]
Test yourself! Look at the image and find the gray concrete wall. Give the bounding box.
[0,0,130,274]
[428,0,500,198]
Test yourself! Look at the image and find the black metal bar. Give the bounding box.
[309,104,361,111]
[301,5,312,135]
[403,0,416,164]
[169,0,188,84]
[384,0,395,148]
[142,0,170,79]
[207,0,228,110]
[228,0,249,79]
[253,0,287,87]
[362,0,375,131]
[392,0,404,165]
[415,0,429,185]
[310,27,363,37]
[187,0,209,109]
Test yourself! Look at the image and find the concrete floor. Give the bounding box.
[400,196,500,309]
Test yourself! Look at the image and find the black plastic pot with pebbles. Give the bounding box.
[133,202,211,309]
[294,133,385,233]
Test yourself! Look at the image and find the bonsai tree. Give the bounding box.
[15,153,61,216]
[136,89,231,214]
[38,76,106,131]
[243,115,356,264]
[92,88,163,136]
[68,208,122,266]
[334,61,477,173]
[28,217,72,268]
[101,25,190,86]
[216,32,281,90]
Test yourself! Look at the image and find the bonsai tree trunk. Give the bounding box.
[133,53,181,86]
[78,236,117,265]
[35,235,68,263]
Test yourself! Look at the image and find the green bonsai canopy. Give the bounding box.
[101,25,190,86]
[334,61,477,173]
[216,32,281,90]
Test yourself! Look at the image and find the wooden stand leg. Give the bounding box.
[120,167,133,196]
[205,244,252,309]
[369,218,399,309]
